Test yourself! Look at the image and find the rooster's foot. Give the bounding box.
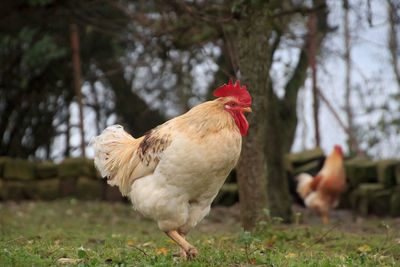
[166,230,198,260]
[186,247,198,260]
[322,214,329,224]
[173,247,187,258]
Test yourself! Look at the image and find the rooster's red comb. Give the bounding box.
[213,78,251,106]
[334,145,342,151]
[334,145,344,157]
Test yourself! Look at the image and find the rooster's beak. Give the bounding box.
[242,107,252,113]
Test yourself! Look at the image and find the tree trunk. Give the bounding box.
[263,82,293,223]
[235,7,291,229]
[387,0,400,89]
[343,0,355,155]
[279,49,309,153]
[70,23,86,157]
[65,108,71,158]
[234,1,329,229]
[308,12,321,147]
[279,0,329,153]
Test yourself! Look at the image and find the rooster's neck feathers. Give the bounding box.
[171,98,238,138]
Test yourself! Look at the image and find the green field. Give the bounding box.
[1,200,399,266]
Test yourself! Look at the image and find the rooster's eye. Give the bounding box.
[231,103,236,107]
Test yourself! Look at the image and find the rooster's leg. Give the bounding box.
[166,230,198,259]
[178,232,187,258]
[172,232,187,258]
[322,213,329,225]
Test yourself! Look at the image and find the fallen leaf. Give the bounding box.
[142,241,153,247]
[156,248,168,255]
[17,211,25,217]
[57,258,79,264]
[262,236,277,249]
[168,239,177,245]
[3,212,12,219]
[285,253,297,259]
[203,238,213,245]
[357,244,371,253]
[249,258,256,264]
[300,242,309,248]
[126,240,134,246]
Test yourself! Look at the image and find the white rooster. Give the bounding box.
[90,80,252,259]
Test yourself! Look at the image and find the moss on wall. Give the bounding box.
[0,153,399,217]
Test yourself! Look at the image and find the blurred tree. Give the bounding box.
[388,0,400,88]
[0,25,71,158]
[343,0,355,155]
[353,0,400,158]
[309,11,321,148]
[233,0,330,227]
[0,0,166,158]
[70,23,86,157]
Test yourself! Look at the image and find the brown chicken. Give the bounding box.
[296,145,346,224]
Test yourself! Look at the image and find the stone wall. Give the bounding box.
[1,152,399,217]
[0,157,124,202]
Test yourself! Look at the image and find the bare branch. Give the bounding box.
[272,3,326,18]
[318,89,366,157]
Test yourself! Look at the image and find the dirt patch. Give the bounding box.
[202,203,400,235]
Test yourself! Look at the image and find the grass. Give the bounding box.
[0,200,399,266]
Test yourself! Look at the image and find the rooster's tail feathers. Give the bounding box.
[90,125,140,195]
[295,173,314,199]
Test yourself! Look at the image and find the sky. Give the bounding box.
[291,0,399,157]
[54,0,399,161]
